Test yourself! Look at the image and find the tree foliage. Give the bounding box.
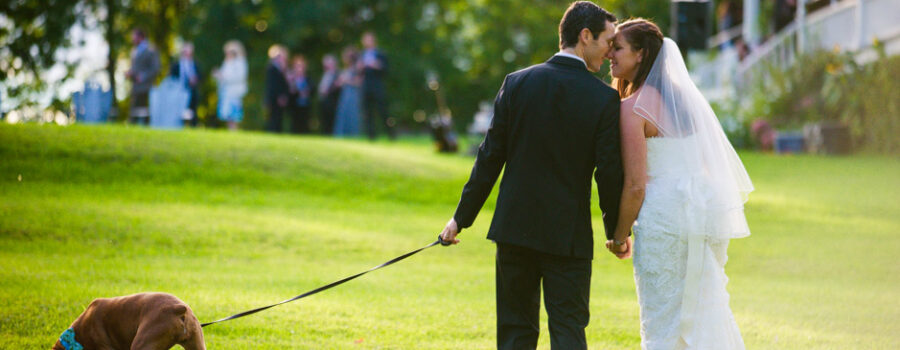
[3,0,672,129]
[0,0,80,109]
[177,0,671,130]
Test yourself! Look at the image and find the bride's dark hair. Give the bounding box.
[613,18,663,98]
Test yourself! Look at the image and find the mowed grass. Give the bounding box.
[0,123,897,349]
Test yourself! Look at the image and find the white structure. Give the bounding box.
[742,0,761,48]
[693,0,900,102]
[149,78,189,129]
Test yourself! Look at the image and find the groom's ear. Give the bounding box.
[578,28,593,44]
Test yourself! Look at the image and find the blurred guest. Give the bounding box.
[126,29,160,125]
[736,38,751,61]
[360,31,395,140]
[775,0,797,32]
[333,46,362,137]
[265,44,291,133]
[317,54,340,135]
[214,40,247,131]
[716,0,743,31]
[715,1,742,49]
[288,55,312,134]
[169,42,201,127]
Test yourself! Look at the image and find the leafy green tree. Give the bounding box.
[178,0,668,131]
[0,0,80,111]
[2,0,674,129]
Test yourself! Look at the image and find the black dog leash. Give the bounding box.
[201,235,451,327]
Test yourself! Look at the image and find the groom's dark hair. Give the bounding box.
[559,1,617,49]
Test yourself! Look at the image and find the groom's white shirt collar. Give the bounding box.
[554,51,587,68]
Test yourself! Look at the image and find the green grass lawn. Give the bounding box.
[1,123,898,349]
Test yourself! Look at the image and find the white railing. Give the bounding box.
[736,20,800,86]
[692,0,900,102]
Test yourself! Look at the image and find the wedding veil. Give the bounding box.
[633,38,754,239]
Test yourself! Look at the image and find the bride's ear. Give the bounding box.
[637,49,645,63]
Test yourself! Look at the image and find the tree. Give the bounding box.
[2,0,675,128]
[0,0,80,112]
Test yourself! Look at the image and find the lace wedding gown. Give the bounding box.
[632,136,745,350]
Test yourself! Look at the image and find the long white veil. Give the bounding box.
[634,38,753,239]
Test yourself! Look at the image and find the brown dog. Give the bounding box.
[53,292,205,350]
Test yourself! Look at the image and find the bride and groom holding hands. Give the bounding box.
[439,1,753,349]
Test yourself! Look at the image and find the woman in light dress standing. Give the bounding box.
[214,40,248,131]
[333,46,363,137]
[606,19,753,350]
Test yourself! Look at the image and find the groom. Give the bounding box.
[439,2,624,349]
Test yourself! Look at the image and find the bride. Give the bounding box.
[604,19,754,349]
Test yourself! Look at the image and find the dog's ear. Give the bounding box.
[171,304,187,315]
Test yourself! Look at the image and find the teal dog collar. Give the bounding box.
[58,328,84,350]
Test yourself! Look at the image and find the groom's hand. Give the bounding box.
[439,218,461,245]
[606,237,633,259]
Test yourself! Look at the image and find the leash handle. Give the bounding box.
[438,234,452,246]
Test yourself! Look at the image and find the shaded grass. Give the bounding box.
[0,123,897,349]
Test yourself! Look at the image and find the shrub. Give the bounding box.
[736,42,899,154]
[821,40,900,154]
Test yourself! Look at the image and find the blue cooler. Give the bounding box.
[775,132,805,154]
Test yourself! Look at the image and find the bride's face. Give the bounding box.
[607,33,643,82]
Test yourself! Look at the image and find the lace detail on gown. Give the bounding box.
[633,137,745,350]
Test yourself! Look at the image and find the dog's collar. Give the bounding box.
[58,328,84,350]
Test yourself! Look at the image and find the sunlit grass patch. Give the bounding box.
[0,124,897,349]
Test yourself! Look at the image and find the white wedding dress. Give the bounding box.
[627,38,752,350]
[633,136,745,350]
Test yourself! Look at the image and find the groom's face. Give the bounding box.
[582,21,617,73]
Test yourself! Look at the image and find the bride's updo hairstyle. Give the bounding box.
[613,19,663,98]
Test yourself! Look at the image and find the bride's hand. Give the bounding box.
[618,237,633,259]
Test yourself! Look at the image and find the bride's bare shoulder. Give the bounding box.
[620,85,662,116]
[620,94,638,116]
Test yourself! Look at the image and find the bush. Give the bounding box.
[821,41,900,154]
[736,42,900,154]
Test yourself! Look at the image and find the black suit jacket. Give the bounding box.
[264,62,290,108]
[453,55,624,259]
[361,49,387,96]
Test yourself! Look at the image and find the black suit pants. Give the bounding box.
[363,88,395,140]
[186,89,199,128]
[319,94,338,135]
[290,105,311,134]
[267,104,284,133]
[495,243,591,350]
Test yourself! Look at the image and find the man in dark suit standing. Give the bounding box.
[265,45,290,133]
[126,29,160,126]
[360,31,396,140]
[169,42,201,127]
[439,2,627,349]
